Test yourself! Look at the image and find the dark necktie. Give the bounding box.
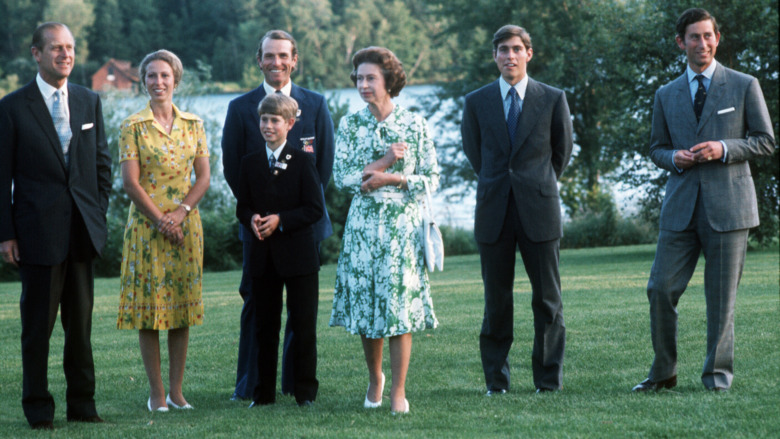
[269,154,276,171]
[507,87,521,144]
[693,74,707,122]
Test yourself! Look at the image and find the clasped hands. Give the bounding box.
[251,213,280,241]
[361,142,407,193]
[673,141,723,170]
[157,208,187,246]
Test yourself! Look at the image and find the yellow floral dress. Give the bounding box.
[116,103,208,330]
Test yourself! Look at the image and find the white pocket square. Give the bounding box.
[81,122,94,130]
[717,107,735,115]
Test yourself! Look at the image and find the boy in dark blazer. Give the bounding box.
[236,93,324,407]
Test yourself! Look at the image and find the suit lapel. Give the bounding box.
[483,81,511,156]
[251,86,266,132]
[67,85,85,167]
[512,78,543,151]
[697,64,725,133]
[24,83,67,170]
[671,74,699,132]
[288,84,305,145]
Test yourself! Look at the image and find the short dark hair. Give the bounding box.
[492,25,532,52]
[256,30,298,60]
[349,46,406,98]
[676,8,719,39]
[258,93,298,121]
[139,49,184,87]
[31,22,72,51]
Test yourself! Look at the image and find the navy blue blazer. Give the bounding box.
[0,80,111,265]
[236,145,324,278]
[222,83,334,243]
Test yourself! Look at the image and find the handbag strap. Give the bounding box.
[422,178,434,221]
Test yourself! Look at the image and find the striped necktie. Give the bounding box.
[52,90,72,164]
[269,154,276,171]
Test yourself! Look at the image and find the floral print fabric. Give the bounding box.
[116,103,208,330]
[329,105,440,338]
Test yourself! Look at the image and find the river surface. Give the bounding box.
[119,84,477,229]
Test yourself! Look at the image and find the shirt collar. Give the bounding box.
[36,73,67,99]
[266,141,287,160]
[499,75,528,101]
[263,81,292,97]
[686,60,718,83]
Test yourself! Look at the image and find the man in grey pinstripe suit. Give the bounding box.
[632,8,775,392]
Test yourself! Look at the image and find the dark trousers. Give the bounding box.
[647,192,747,389]
[19,256,97,425]
[235,236,296,398]
[252,258,319,405]
[478,195,565,391]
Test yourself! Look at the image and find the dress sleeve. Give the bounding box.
[332,115,364,195]
[194,119,209,158]
[405,115,440,196]
[118,119,140,163]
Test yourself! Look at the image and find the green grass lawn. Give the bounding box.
[0,244,777,438]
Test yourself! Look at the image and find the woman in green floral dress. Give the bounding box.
[329,47,439,414]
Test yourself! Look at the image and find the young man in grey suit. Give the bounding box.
[462,25,573,395]
[222,30,334,400]
[633,8,775,392]
[0,23,111,429]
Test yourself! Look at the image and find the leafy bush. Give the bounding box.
[440,225,478,256]
[562,206,656,249]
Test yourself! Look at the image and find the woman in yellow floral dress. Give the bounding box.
[116,50,210,412]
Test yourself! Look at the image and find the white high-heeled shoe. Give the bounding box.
[363,373,385,408]
[166,394,194,409]
[147,397,169,413]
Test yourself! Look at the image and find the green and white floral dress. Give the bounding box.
[329,105,439,338]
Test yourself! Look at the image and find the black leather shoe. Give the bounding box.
[31,420,54,430]
[249,400,273,408]
[632,375,677,392]
[297,400,314,407]
[485,389,507,396]
[536,387,555,393]
[67,415,105,423]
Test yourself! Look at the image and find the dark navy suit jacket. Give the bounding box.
[236,145,324,277]
[222,83,334,243]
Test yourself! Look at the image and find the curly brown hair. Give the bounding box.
[349,46,406,98]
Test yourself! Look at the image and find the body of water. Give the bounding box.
[162,84,477,229]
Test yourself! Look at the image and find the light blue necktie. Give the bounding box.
[269,154,276,171]
[507,87,521,145]
[52,90,72,164]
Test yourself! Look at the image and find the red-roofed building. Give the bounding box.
[91,59,139,92]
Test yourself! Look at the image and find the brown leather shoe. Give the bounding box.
[67,415,105,423]
[31,420,54,430]
[632,375,677,392]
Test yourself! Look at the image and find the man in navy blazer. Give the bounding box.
[222,29,334,399]
[462,25,573,395]
[0,23,111,429]
[632,8,775,392]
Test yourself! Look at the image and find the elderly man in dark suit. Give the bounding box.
[462,24,573,395]
[0,22,111,429]
[632,8,775,392]
[222,29,334,400]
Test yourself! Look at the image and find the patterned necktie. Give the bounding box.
[693,74,707,122]
[52,90,72,163]
[507,87,521,144]
[269,154,276,171]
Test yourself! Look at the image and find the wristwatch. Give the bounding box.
[180,203,192,214]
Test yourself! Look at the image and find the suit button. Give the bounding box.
[509,169,514,173]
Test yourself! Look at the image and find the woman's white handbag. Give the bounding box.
[420,179,444,272]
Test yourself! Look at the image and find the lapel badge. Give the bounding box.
[274,161,288,170]
[285,154,292,161]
